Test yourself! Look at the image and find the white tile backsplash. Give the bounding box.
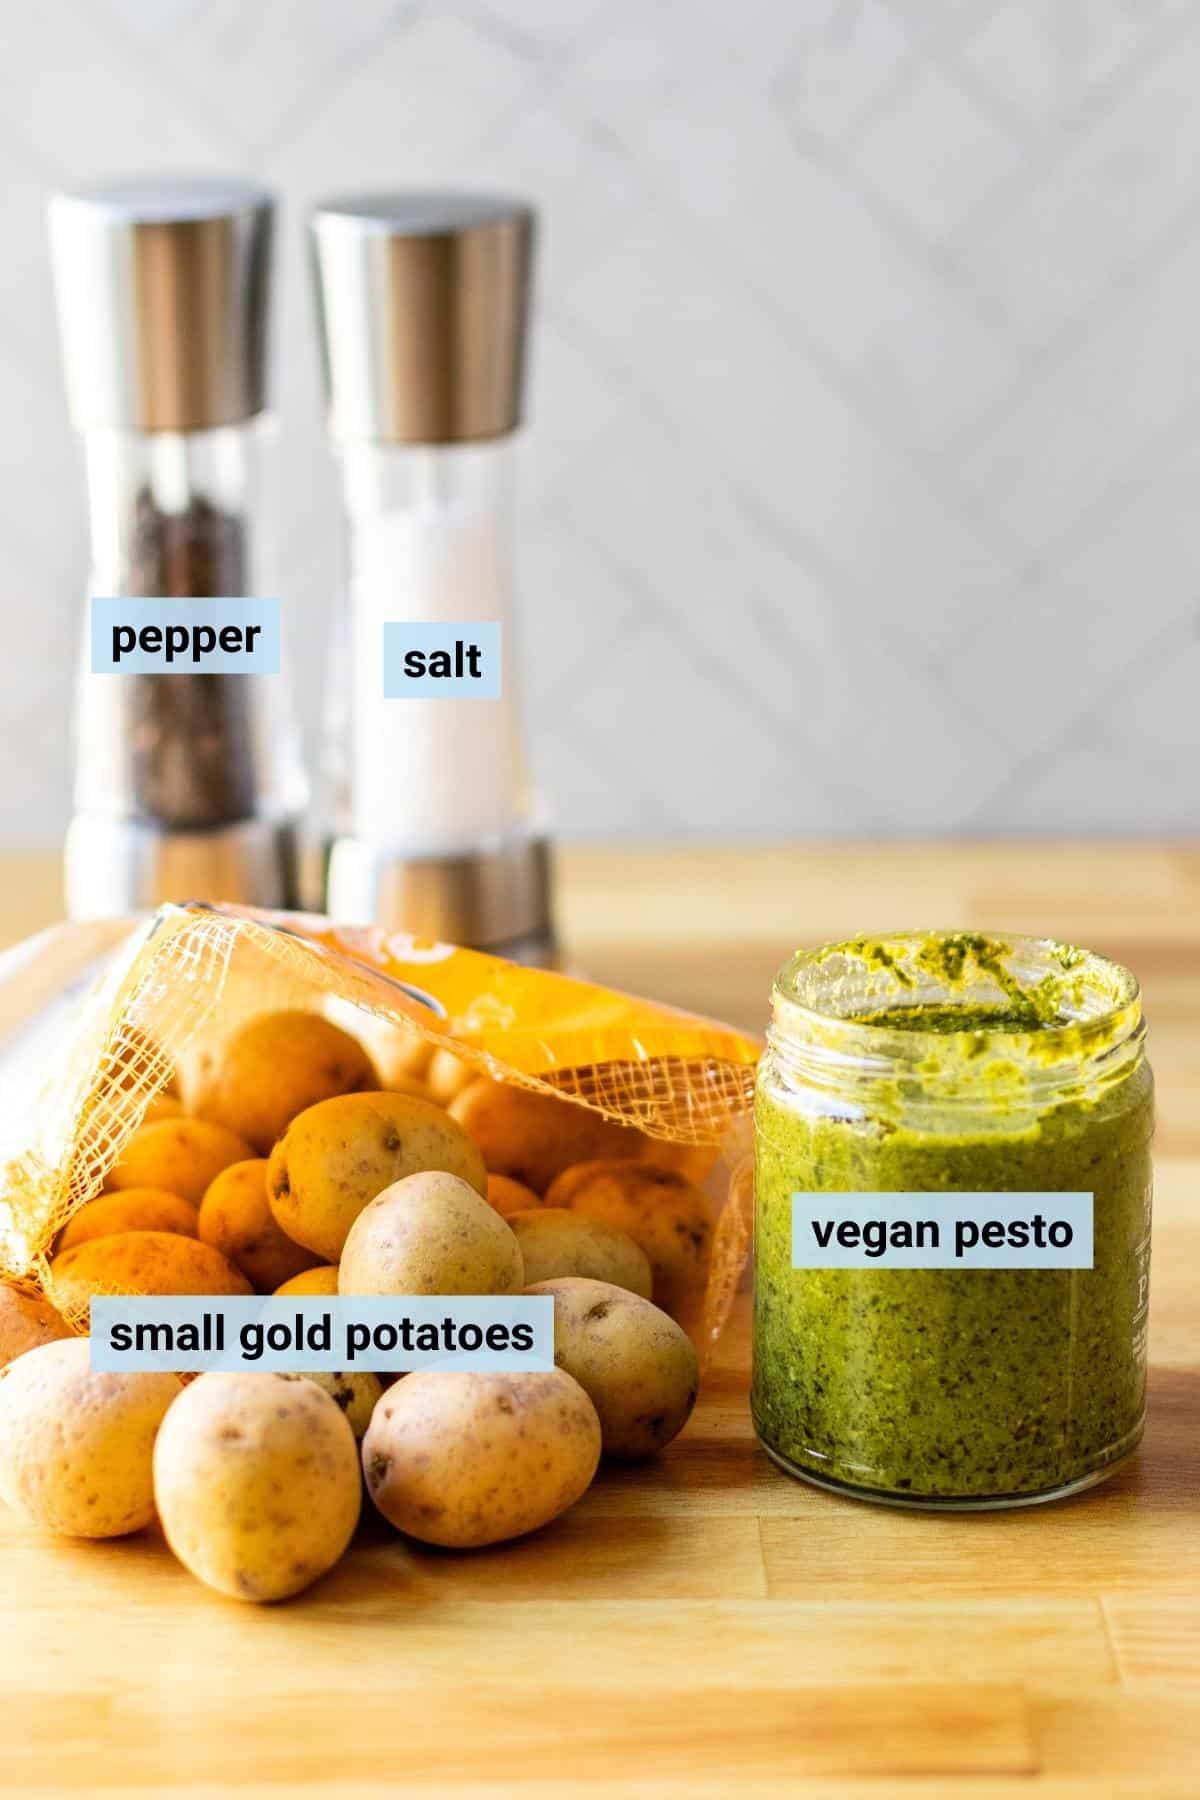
[853,60,1022,243]
[2,0,1199,845]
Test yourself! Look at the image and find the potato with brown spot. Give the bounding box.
[153,1372,361,1601]
[637,1141,719,1184]
[58,1189,198,1252]
[0,1283,70,1371]
[273,1265,339,1298]
[198,1160,320,1292]
[486,1173,543,1219]
[106,1117,254,1207]
[50,1232,252,1320]
[448,1081,646,1194]
[183,1010,378,1154]
[527,1276,699,1458]
[545,1161,712,1320]
[338,1171,523,1297]
[267,1091,486,1263]
[361,1368,600,1547]
[508,1209,652,1298]
[282,1371,382,1438]
[0,1337,180,1536]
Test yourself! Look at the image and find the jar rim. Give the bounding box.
[771,930,1141,1070]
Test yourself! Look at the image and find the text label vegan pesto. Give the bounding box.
[792,1192,1094,1269]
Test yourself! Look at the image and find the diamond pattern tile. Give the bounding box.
[1,0,1198,844]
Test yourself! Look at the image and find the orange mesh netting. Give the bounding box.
[0,904,759,1353]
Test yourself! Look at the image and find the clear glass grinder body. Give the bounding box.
[49,177,306,916]
[75,417,305,837]
[329,435,532,858]
[311,191,554,959]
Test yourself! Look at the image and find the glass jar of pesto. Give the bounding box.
[752,932,1153,1509]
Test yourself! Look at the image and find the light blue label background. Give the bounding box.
[91,1296,554,1373]
[791,1193,1094,1269]
[91,597,280,673]
[382,621,503,697]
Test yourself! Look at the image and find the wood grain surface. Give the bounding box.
[1,844,1197,1797]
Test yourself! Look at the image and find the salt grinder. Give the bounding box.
[49,178,306,918]
[310,192,555,963]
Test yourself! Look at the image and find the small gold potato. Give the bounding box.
[0,1337,180,1537]
[142,1092,184,1124]
[362,1368,601,1547]
[425,1049,476,1105]
[638,1141,719,1184]
[376,1072,431,1101]
[508,1209,652,1298]
[106,1117,255,1207]
[274,1265,339,1297]
[283,1371,382,1439]
[448,1081,646,1194]
[0,1283,71,1371]
[339,1171,523,1297]
[267,1091,486,1263]
[58,1189,198,1252]
[545,1162,712,1320]
[527,1277,699,1458]
[153,1372,361,1602]
[183,1011,378,1154]
[50,1232,252,1319]
[486,1173,543,1218]
[198,1160,320,1293]
[354,1018,434,1088]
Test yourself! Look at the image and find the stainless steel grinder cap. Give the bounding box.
[48,176,273,433]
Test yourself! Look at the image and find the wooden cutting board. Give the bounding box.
[2,844,1198,1796]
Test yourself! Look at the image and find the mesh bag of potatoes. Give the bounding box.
[0,903,760,1597]
[0,903,758,1341]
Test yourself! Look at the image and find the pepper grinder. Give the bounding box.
[310,192,555,963]
[49,177,307,918]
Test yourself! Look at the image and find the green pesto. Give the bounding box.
[849,1003,1054,1035]
[753,990,1153,1505]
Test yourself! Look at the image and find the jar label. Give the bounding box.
[791,1192,1094,1269]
